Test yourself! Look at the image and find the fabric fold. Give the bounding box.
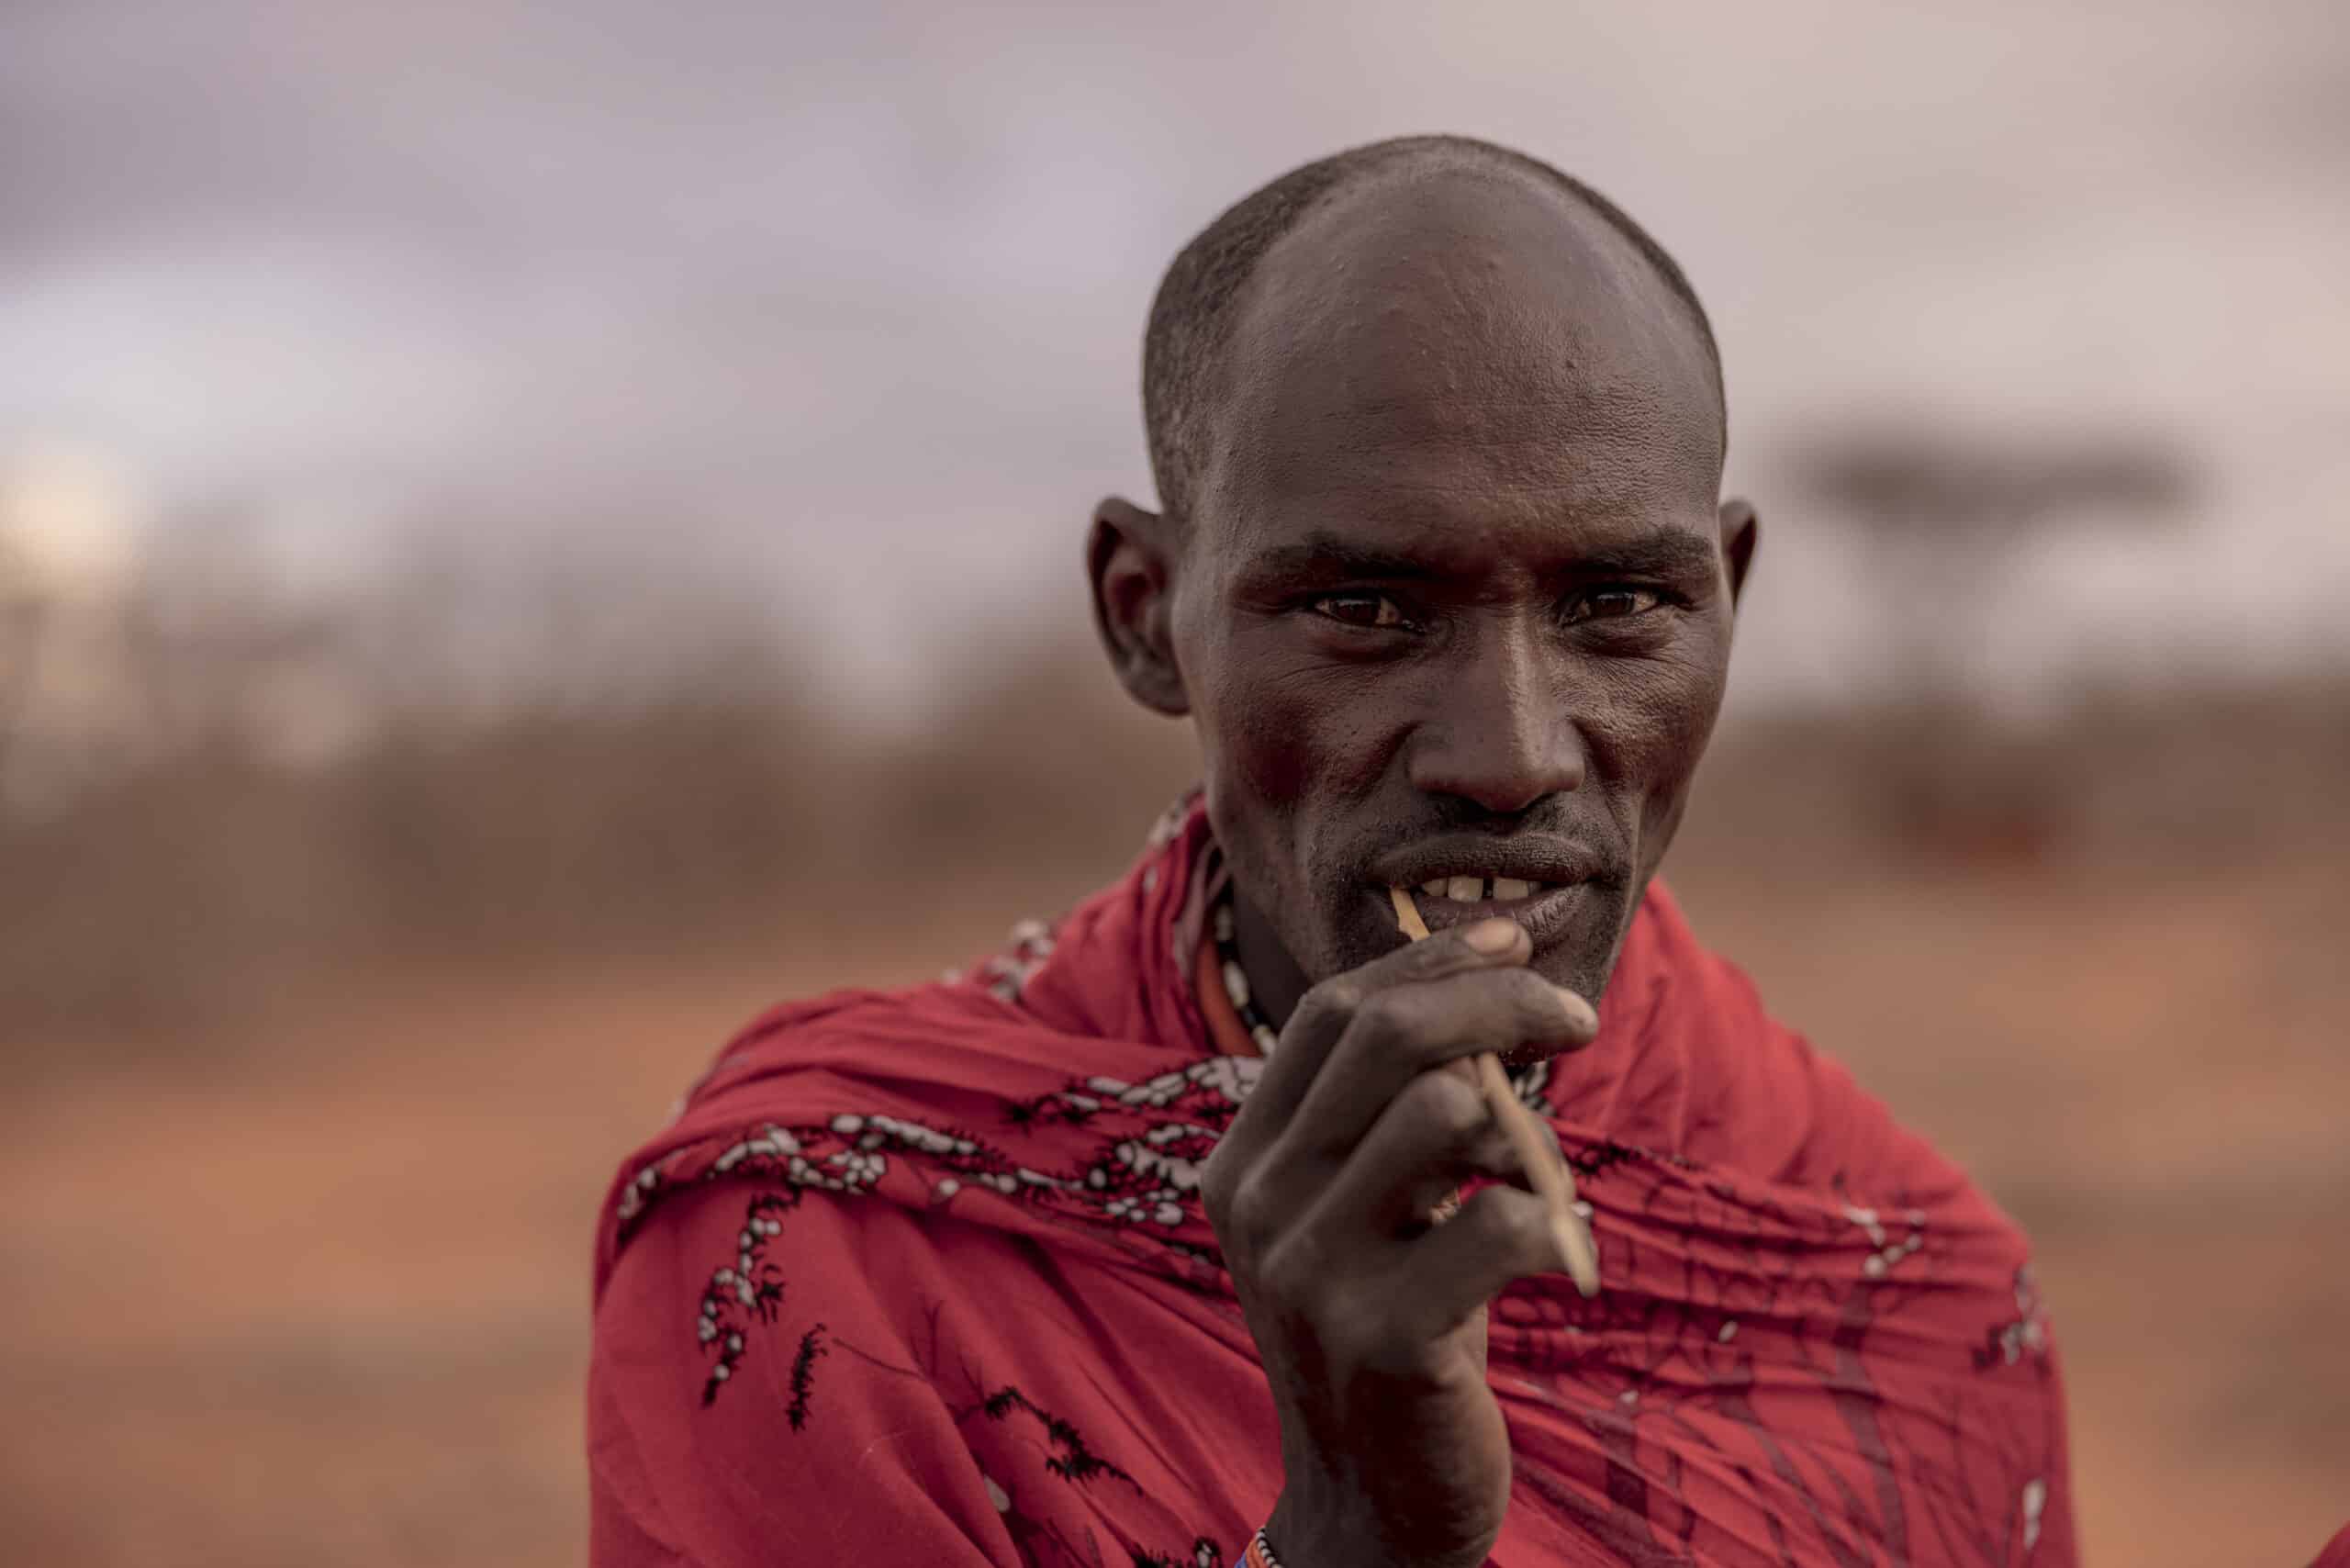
[589,797,2076,1566]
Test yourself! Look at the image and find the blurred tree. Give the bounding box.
[1786,422,2199,863]
[0,536,41,787]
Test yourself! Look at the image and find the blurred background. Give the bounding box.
[3,1,2345,1562]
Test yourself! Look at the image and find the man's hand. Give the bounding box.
[1200,917,1600,1568]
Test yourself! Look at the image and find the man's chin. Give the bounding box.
[1528,942,1621,1011]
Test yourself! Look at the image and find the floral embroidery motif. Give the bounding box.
[1975,1265,2054,1370]
[670,1001,1268,1411]
[1844,1200,1930,1280]
[979,918,1058,1002]
[2022,1475,2048,1552]
[696,1190,795,1404]
[1508,1054,1554,1115]
[614,1162,662,1225]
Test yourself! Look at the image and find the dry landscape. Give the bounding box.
[2,584,2344,1565]
[4,746,2345,1567]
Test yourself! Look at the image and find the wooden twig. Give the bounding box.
[1389,886,1601,1299]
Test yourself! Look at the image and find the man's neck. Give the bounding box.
[1230,884,1314,1031]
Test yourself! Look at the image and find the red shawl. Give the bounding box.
[589,799,2081,1566]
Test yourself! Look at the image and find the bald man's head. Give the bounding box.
[1141,134,1725,525]
[1090,133,1754,1008]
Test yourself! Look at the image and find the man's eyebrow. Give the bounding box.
[1238,534,1439,580]
[1575,528,1722,577]
[1237,526,1722,580]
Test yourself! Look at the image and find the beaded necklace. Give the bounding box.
[1210,889,1282,1059]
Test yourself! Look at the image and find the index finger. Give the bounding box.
[1225,917,1529,1151]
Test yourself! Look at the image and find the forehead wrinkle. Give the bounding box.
[1235,376,1716,539]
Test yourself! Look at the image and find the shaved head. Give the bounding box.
[1091,132,1753,1016]
[1142,134,1724,525]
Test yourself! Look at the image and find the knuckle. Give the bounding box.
[1292,977,1361,1035]
[1352,984,1404,1028]
[1401,1070,1488,1145]
[1502,969,1583,1036]
[1350,987,1425,1048]
[1470,1188,1546,1251]
[1504,1197,1561,1266]
[1198,1152,1237,1231]
[1463,1128,1518,1181]
[1320,1294,1387,1363]
[1401,936,1469,980]
[1498,965,1559,1010]
[1259,1236,1330,1312]
[1222,1170,1282,1250]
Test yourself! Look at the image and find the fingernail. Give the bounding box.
[1555,987,1599,1032]
[1551,1215,1582,1273]
[1554,1214,1602,1297]
[1463,919,1521,954]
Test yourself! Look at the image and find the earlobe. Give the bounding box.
[1718,498,1760,610]
[1087,497,1190,716]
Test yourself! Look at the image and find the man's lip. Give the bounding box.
[1370,835,1615,890]
[1376,879,1605,952]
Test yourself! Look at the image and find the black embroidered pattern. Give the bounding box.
[1569,1138,1653,1182]
[1130,1541,1224,1568]
[677,1041,1259,1415]
[811,1295,1228,1568]
[787,1324,827,1430]
[980,1385,1140,1487]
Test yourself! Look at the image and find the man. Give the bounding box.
[588,135,2078,1566]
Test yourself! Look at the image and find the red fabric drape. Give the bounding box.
[589,800,2079,1565]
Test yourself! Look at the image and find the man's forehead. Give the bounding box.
[1203,162,1722,524]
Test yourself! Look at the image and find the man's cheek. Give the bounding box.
[1216,675,1327,808]
[1613,651,1727,757]
[1612,674,1726,851]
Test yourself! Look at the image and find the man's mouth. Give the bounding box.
[1382,874,1603,950]
[1409,874,1559,908]
[1368,835,1618,949]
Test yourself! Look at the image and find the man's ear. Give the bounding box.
[1087,496,1189,716]
[1718,498,1759,610]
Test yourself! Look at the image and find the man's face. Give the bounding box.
[1164,172,1745,1003]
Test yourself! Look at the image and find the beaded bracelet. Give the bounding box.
[1241,1526,1282,1568]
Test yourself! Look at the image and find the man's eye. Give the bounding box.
[1567,588,1663,624]
[1312,594,1406,629]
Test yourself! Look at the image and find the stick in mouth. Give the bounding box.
[1388,885,1602,1300]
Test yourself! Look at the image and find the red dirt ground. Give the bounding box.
[2,859,2344,1565]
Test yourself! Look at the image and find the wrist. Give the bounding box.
[1263,1489,1494,1568]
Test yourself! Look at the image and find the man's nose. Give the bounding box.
[1404,629,1586,814]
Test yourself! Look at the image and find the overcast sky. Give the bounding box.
[4,0,2345,714]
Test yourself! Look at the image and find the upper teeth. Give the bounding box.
[1420,877,1544,902]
